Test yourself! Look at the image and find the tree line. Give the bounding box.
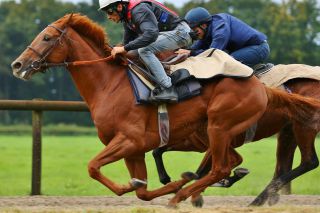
[0,0,319,125]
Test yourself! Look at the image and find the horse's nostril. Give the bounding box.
[12,62,22,71]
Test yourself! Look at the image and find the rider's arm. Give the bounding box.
[189,40,206,56]
[189,16,231,56]
[124,3,159,51]
[123,24,137,45]
[209,15,230,51]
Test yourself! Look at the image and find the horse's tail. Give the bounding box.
[265,86,320,131]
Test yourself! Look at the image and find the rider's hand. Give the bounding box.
[175,49,191,56]
[111,46,127,58]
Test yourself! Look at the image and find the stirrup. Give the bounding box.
[149,86,178,103]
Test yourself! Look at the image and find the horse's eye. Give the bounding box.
[43,34,51,41]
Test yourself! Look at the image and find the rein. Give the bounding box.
[42,54,114,68]
[27,24,114,70]
[28,22,159,85]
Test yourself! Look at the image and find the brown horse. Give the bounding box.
[152,78,320,207]
[10,14,320,207]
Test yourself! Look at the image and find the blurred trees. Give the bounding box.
[179,0,320,64]
[0,0,319,125]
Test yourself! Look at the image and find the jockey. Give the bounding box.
[177,7,270,68]
[98,0,192,102]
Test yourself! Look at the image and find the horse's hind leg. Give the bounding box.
[274,124,297,195]
[250,124,318,206]
[168,78,267,207]
[249,124,297,206]
[191,147,244,208]
[153,130,208,186]
[152,146,172,184]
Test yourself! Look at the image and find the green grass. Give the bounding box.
[0,135,319,196]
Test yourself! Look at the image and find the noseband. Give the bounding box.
[26,23,116,73]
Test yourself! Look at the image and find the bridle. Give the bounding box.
[26,18,114,72]
[27,24,69,71]
[25,15,157,84]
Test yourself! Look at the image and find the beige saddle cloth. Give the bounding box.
[259,64,320,87]
[169,49,253,78]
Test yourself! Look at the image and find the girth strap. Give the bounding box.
[158,104,169,147]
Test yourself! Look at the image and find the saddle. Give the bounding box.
[126,50,201,105]
[126,49,257,104]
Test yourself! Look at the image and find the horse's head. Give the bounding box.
[11,14,74,80]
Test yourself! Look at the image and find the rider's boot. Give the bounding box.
[150,86,178,103]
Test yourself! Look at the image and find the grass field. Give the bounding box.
[0,135,319,196]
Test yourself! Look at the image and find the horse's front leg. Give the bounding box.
[124,156,197,201]
[87,132,141,196]
[168,130,233,208]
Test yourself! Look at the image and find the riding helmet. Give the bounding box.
[185,7,212,28]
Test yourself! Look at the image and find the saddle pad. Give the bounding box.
[127,69,151,104]
[127,68,201,104]
[169,49,253,79]
[259,64,320,87]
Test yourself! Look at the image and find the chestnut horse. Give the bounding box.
[152,79,320,207]
[10,14,320,207]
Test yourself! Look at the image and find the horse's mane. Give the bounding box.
[55,13,111,53]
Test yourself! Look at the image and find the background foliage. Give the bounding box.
[1,0,320,125]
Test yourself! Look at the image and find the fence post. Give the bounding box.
[0,99,89,195]
[31,109,42,195]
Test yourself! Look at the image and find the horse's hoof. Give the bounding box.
[268,193,280,206]
[234,167,250,177]
[130,178,147,189]
[181,171,198,181]
[249,194,266,206]
[160,176,171,185]
[249,198,263,207]
[191,195,204,208]
[249,194,268,207]
[211,179,230,188]
[167,201,178,209]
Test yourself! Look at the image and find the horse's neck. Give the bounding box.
[66,30,127,108]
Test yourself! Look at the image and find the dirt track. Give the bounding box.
[0,195,320,213]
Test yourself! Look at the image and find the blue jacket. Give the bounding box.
[190,13,267,56]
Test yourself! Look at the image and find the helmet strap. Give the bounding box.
[118,3,128,22]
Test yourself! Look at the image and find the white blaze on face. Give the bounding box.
[21,71,27,78]
[13,70,28,81]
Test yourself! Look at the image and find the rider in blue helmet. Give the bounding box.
[177,7,270,68]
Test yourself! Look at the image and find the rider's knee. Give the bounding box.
[138,47,152,56]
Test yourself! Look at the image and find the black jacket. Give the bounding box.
[123,2,181,51]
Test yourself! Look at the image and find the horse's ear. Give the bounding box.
[62,13,74,28]
[66,13,74,26]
